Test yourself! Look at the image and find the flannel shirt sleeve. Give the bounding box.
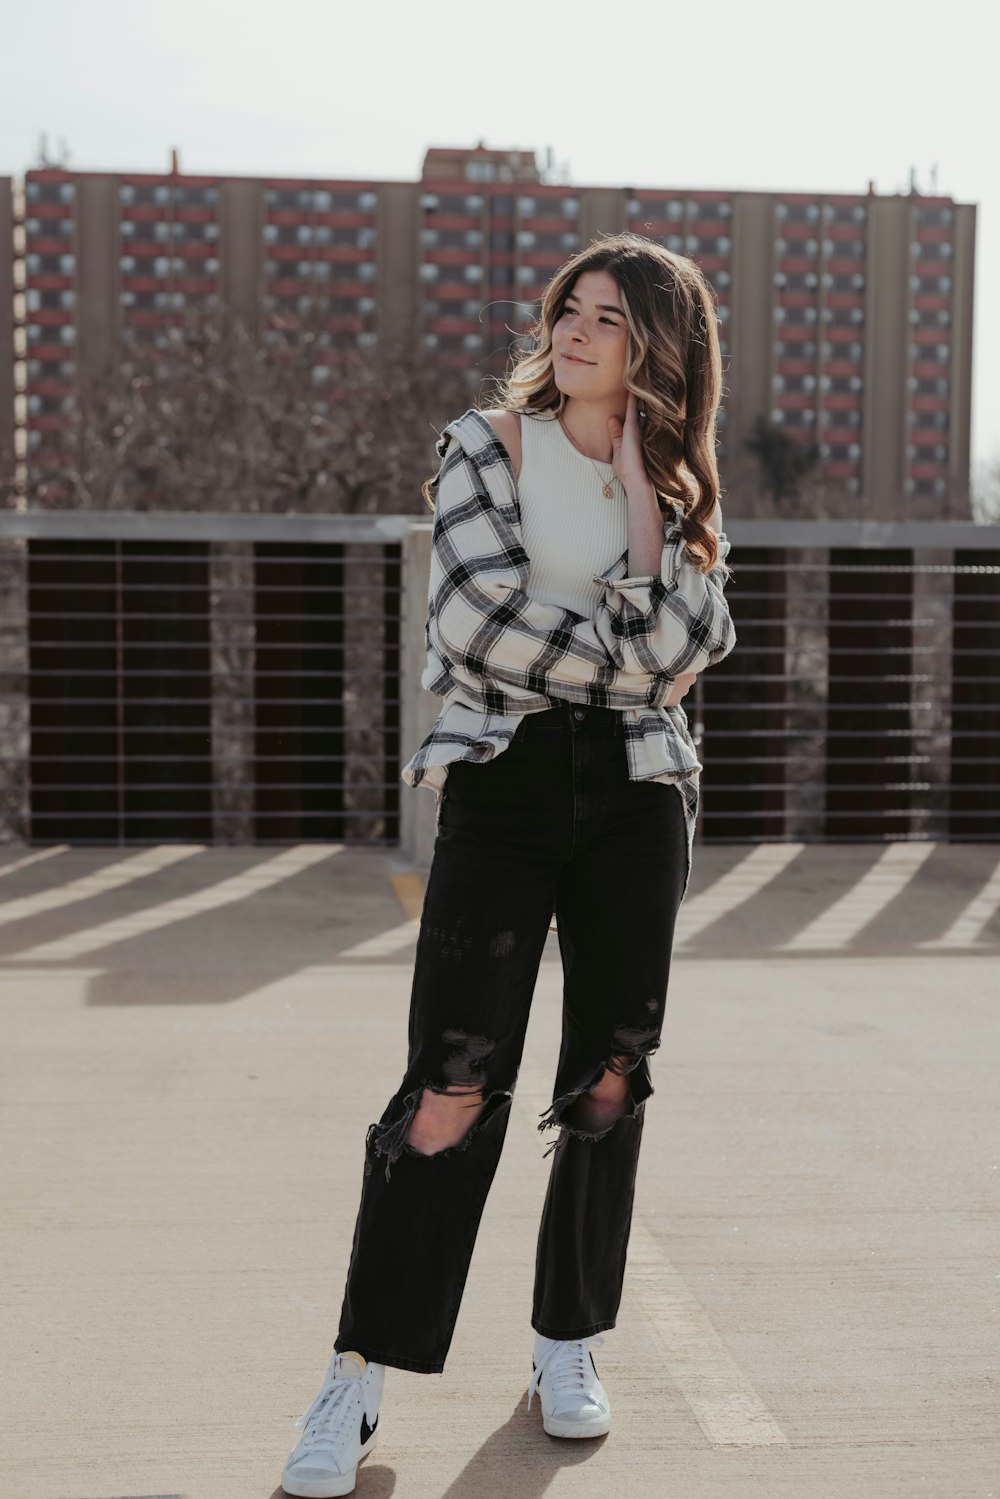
[591,515,737,676]
[427,439,673,706]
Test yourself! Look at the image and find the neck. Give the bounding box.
[559,396,625,463]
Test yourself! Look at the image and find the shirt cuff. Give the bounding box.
[592,528,731,590]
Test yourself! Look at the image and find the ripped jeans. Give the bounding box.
[334,701,689,1373]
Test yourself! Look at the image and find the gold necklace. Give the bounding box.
[557,414,621,500]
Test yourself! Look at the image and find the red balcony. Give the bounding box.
[425,250,480,267]
[26,379,73,397]
[912,362,950,380]
[911,396,949,413]
[420,214,480,231]
[823,461,859,478]
[26,413,72,431]
[777,359,814,377]
[28,309,73,327]
[777,393,813,411]
[23,274,74,291]
[23,239,73,257]
[428,317,480,336]
[521,251,567,268]
[26,204,73,222]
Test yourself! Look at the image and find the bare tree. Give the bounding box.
[34,302,476,515]
[971,450,1000,524]
[743,413,822,514]
[2,306,485,842]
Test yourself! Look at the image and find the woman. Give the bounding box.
[280,233,736,1498]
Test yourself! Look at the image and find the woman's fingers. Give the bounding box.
[664,671,699,706]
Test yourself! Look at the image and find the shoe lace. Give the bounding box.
[294,1362,361,1452]
[526,1334,605,1412]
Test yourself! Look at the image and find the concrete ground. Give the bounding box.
[1,838,998,1499]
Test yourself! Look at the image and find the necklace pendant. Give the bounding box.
[602,481,614,499]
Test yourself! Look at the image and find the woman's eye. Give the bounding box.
[562,307,619,327]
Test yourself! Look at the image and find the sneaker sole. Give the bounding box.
[281,1429,378,1497]
[541,1412,611,1439]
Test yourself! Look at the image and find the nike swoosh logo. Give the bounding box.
[360,1410,379,1445]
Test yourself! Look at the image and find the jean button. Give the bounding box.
[573,709,585,720]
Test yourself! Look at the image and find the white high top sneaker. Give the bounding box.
[526,1332,611,1438]
[281,1350,385,1498]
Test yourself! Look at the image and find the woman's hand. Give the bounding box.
[608,390,650,492]
[663,671,698,707]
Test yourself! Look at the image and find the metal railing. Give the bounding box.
[0,511,997,851]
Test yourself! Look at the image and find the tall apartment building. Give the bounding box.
[4,142,976,517]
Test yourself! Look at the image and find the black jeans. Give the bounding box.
[335,701,688,1373]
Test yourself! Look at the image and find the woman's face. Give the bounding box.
[551,269,630,405]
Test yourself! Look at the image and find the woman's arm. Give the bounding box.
[598,392,735,678]
[591,517,736,677]
[427,435,678,709]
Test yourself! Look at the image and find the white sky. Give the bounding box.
[2,0,997,472]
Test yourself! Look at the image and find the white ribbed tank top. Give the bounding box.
[518,411,628,619]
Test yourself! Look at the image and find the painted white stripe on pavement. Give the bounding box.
[0,845,70,881]
[0,845,202,926]
[780,842,934,951]
[7,845,342,960]
[626,1215,789,1447]
[675,844,804,947]
[918,852,1000,949]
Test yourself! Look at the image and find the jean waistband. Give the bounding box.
[528,703,623,734]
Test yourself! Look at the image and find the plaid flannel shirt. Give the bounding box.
[401,407,737,893]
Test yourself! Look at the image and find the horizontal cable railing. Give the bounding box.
[0,512,998,846]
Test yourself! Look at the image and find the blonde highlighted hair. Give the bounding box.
[428,232,728,574]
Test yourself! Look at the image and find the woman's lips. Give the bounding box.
[560,353,593,365]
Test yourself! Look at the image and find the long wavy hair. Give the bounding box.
[425,232,727,575]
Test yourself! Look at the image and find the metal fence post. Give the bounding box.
[399,521,437,868]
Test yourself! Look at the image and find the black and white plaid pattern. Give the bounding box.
[401,407,737,892]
